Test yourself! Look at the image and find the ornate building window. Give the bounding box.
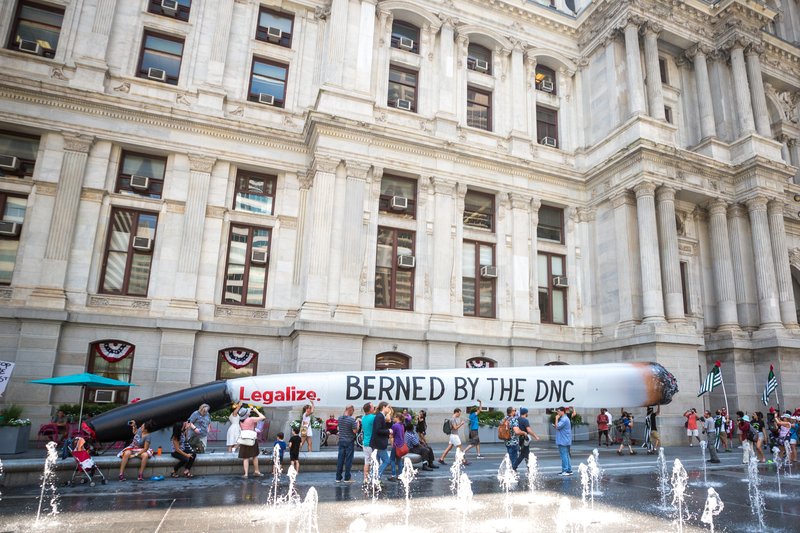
[233,170,276,215]
[537,106,559,148]
[0,193,27,285]
[376,352,410,371]
[538,252,567,324]
[379,175,417,218]
[116,151,167,199]
[99,209,158,297]
[467,87,492,131]
[217,348,259,380]
[147,0,191,22]
[375,227,415,310]
[223,225,271,306]
[388,65,418,112]
[537,205,564,243]
[137,31,184,85]
[535,65,556,94]
[467,43,492,74]
[87,341,135,403]
[390,20,419,54]
[463,241,495,318]
[0,131,39,179]
[463,190,494,231]
[248,57,288,108]
[7,1,64,58]
[256,7,294,48]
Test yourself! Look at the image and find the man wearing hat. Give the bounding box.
[738,414,754,465]
[512,407,540,471]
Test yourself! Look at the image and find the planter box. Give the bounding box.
[0,425,31,454]
[547,423,590,442]
[478,425,500,444]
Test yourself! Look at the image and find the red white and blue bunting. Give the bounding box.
[221,348,257,369]
[94,341,135,363]
[466,358,494,369]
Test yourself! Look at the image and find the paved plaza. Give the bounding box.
[0,443,798,532]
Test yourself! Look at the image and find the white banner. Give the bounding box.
[0,361,15,397]
[228,362,678,409]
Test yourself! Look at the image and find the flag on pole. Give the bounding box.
[761,365,778,406]
[698,361,723,397]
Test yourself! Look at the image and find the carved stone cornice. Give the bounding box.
[530,197,541,212]
[610,191,635,208]
[346,161,371,180]
[437,14,458,30]
[745,195,769,212]
[432,177,456,196]
[633,181,657,198]
[577,207,596,222]
[655,185,676,203]
[767,199,785,215]
[310,156,340,175]
[62,133,94,153]
[509,192,532,210]
[640,21,662,37]
[707,199,729,217]
[188,154,216,173]
[298,171,314,190]
[745,42,765,58]
[727,203,748,218]
[684,43,713,61]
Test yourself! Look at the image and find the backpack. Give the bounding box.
[442,418,452,435]
[498,417,512,440]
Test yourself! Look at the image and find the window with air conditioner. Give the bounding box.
[388,66,417,112]
[375,227,415,310]
[137,31,184,85]
[0,193,28,285]
[379,175,417,218]
[256,7,294,48]
[0,156,19,171]
[535,65,557,95]
[147,0,191,21]
[116,152,166,199]
[93,389,116,403]
[249,58,288,108]
[100,209,158,296]
[7,2,64,59]
[0,131,39,179]
[536,106,559,149]
[538,252,567,324]
[480,265,497,278]
[223,225,271,306]
[87,340,135,404]
[463,241,495,318]
[467,44,492,75]
[537,205,564,243]
[391,21,419,54]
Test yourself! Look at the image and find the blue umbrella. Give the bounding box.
[31,373,136,428]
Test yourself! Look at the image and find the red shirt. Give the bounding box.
[686,413,698,430]
[596,413,610,431]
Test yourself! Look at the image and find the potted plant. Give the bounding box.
[547,409,590,442]
[0,404,32,454]
[477,410,504,443]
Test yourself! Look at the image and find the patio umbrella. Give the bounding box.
[30,373,136,431]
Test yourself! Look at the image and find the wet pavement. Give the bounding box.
[1,443,798,532]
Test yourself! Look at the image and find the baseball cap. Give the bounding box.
[519,407,528,415]
[742,415,750,422]
[781,413,791,419]
[769,407,775,413]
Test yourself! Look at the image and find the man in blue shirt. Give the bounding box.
[335,405,358,483]
[554,406,575,476]
[463,399,483,459]
[512,407,540,471]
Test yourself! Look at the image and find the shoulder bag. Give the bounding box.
[237,429,257,446]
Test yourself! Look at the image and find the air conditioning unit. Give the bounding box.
[397,255,415,268]
[161,0,178,15]
[129,175,150,190]
[251,250,268,264]
[541,136,557,148]
[553,276,569,288]
[132,236,153,251]
[18,39,41,55]
[390,196,408,210]
[258,93,275,105]
[480,265,498,279]
[396,99,412,111]
[474,59,489,73]
[398,37,415,51]
[267,27,283,43]
[0,155,19,170]
[540,79,554,92]
[93,389,116,403]
[147,67,167,82]
[0,220,21,237]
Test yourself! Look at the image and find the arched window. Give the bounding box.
[375,352,410,371]
[217,348,259,380]
[391,20,420,54]
[535,65,557,94]
[467,43,492,74]
[87,340,135,403]
[466,357,495,368]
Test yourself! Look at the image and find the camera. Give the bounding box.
[128,420,136,426]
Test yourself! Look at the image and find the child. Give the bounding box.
[289,427,302,473]
[274,432,287,464]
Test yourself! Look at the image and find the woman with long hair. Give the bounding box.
[170,421,196,477]
[300,401,315,453]
[118,419,153,481]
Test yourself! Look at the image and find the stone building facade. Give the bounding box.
[1,0,799,444]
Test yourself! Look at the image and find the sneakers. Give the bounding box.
[690,444,693,447]
[335,479,343,483]
[137,473,143,481]
[616,450,623,456]
[431,463,440,469]
[344,479,355,483]
[630,451,637,455]
[438,459,447,465]
[559,471,573,476]
[476,455,484,459]
[421,465,433,471]
[118,474,126,481]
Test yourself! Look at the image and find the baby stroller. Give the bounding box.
[65,438,107,487]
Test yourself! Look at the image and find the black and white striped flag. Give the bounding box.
[698,362,722,397]
[761,365,778,406]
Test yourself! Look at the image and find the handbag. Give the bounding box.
[237,429,257,446]
[395,442,409,458]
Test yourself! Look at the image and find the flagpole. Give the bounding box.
[775,364,782,414]
[719,364,730,419]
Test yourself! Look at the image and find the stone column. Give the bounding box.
[510,42,528,136]
[707,200,739,330]
[784,0,799,43]
[510,193,532,328]
[206,0,235,86]
[727,204,759,329]
[334,162,369,321]
[431,178,456,322]
[354,0,377,94]
[612,192,640,326]
[71,0,117,90]
[173,155,215,303]
[375,9,393,107]
[529,198,541,323]
[656,186,684,322]
[634,182,665,323]
[642,22,666,120]
[323,0,349,86]
[790,139,800,184]
[455,33,469,126]
[767,199,798,327]
[686,44,717,139]
[38,134,94,300]
[525,53,538,141]
[436,16,458,121]
[623,17,646,116]
[727,38,756,136]
[746,196,782,328]
[744,44,772,137]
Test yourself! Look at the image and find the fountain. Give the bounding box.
[456,472,472,529]
[700,487,724,533]
[398,457,417,525]
[526,449,540,492]
[284,464,301,506]
[578,463,590,507]
[771,446,783,497]
[700,440,708,485]
[784,440,793,477]
[297,487,319,533]
[365,450,381,500]
[497,453,518,521]
[657,448,670,510]
[670,458,688,533]
[554,496,572,533]
[587,452,601,504]
[36,441,60,522]
[268,443,282,506]
[448,448,466,495]
[746,456,766,530]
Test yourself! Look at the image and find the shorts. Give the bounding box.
[289,449,300,461]
[650,430,660,441]
[363,445,373,460]
[791,439,797,445]
[687,429,699,437]
[449,434,462,446]
[468,429,479,445]
[622,432,631,446]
